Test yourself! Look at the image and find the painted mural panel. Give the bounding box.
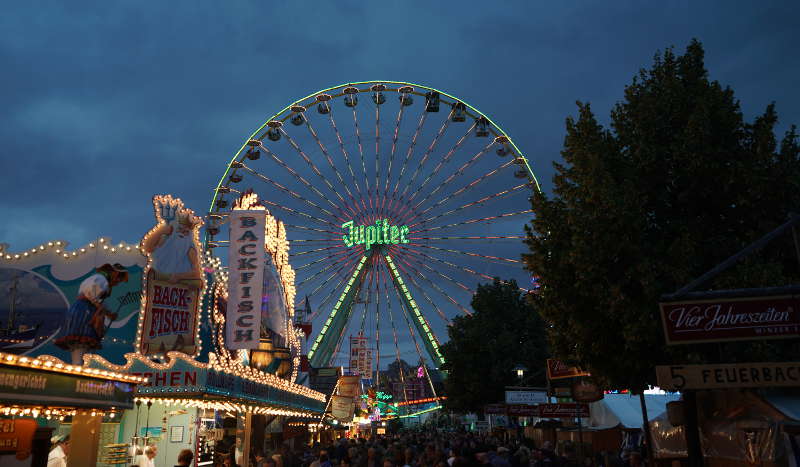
[0,240,145,366]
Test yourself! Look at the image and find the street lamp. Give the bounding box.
[512,364,528,382]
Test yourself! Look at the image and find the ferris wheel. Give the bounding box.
[207,81,538,379]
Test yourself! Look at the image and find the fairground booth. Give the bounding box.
[0,192,326,466]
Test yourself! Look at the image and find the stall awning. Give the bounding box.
[86,352,326,417]
[0,352,145,411]
[588,393,680,430]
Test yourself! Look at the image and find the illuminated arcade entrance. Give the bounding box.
[206,81,538,405]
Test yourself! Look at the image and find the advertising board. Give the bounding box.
[660,295,800,344]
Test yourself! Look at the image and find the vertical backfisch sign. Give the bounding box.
[227,210,267,349]
[139,195,204,356]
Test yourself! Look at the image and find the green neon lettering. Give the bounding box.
[340,220,409,248]
[342,221,354,247]
[365,225,376,249]
[400,225,409,244]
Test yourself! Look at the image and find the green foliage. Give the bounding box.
[524,39,800,391]
[440,278,549,412]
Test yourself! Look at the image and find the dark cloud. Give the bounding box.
[1,2,798,368]
[2,1,797,250]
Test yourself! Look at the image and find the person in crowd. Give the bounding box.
[175,449,194,467]
[47,435,70,467]
[491,446,511,467]
[282,442,300,467]
[360,447,381,467]
[138,444,158,467]
[627,451,643,467]
[319,452,333,467]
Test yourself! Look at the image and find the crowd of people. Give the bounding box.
[246,429,645,467]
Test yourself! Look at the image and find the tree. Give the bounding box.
[524,39,800,391]
[440,278,549,412]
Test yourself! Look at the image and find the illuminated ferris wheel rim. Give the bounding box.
[206,80,539,371]
[209,80,540,213]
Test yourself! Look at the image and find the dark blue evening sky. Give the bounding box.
[1,1,798,250]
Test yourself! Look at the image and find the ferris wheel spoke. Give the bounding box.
[303,115,357,205]
[289,244,349,257]
[380,260,411,404]
[388,249,472,316]
[374,261,382,376]
[409,209,533,234]
[409,235,525,241]
[258,198,340,230]
[404,122,476,211]
[406,140,496,219]
[403,243,521,264]
[284,223,342,236]
[390,245,474,294]
[307,254,365,320]
[399,159,516,226]
[392,280,434,369]
[387,108,428,215]
[244,165,338,220]
[257,143,344,216]
[289,238,343,243]
[374,100,382,222]
[385,92,409,200]
[294,245,361,274]
[382,254,450,326]
[327,108,368,213]
[411,183,528,228]
[393,243,497,287]
[352,106,371,214]
[279,128,358,219]
[384,254,445,365]
[396,111,453,207]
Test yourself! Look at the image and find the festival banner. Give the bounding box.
[546,359,590,380]
[139,195,204,356]
[331,395,355,421]
[338,375,360,398]
[227,210,267,349]
[505,390,547,405]
[659,295,800,345]
[537,403,590,418]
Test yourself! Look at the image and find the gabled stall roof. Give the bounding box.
[588,393,680,430]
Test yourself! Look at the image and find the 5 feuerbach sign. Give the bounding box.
[656,362,800,390]
[659,295,800,344]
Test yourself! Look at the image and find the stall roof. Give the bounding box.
[589,393,680,430]
[765,394,800,422]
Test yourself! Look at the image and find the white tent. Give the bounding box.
[587,393,681,430]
